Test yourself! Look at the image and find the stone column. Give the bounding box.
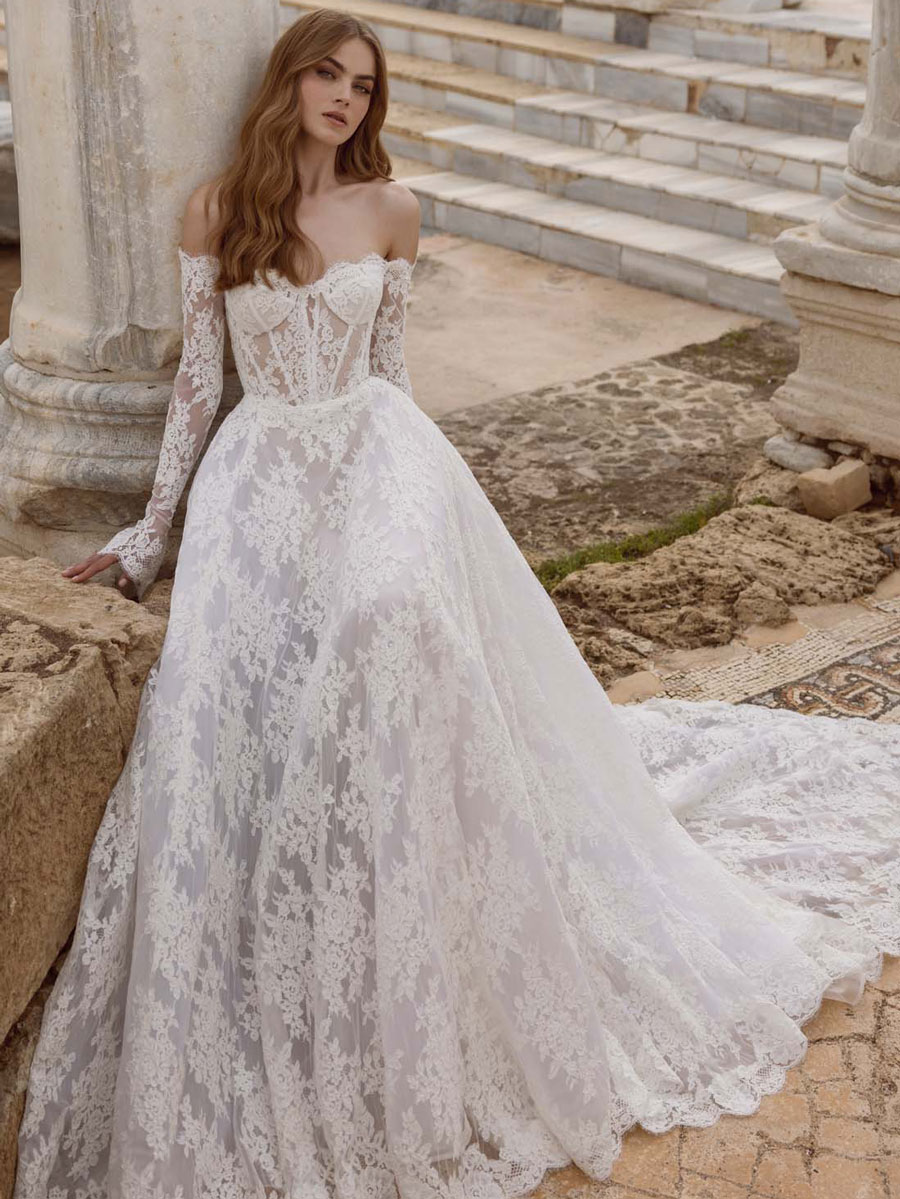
[0,0,278,566]
[773,0,900,460]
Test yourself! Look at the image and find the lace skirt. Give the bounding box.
[14,374,900,1199]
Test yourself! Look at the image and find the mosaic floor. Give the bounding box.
[744,635,900,722]
[657,596,900,723]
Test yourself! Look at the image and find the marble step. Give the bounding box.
[387,54,848,197]
[281,0,864,138]
[334,0,870,80]
[385,101,830,240]
[368,0,564,33]
[643,9,870,80]
[401,166,789,320]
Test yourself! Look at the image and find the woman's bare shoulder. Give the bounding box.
[181,180,223,256]
[374,178,420,262]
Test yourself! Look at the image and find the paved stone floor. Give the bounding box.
[533,948,900,1197]
[423,231,900,1199]
[435,323,796,561]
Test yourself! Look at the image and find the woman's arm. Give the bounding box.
[369,182,420,398]
[62,185,226,601]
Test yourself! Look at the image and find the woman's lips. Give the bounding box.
[324,112,347,126]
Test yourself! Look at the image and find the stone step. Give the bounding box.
[387,54,848,197]
[281,0,864,138]
[385,100,831,240]
[400,167,789,320]
[335,0,870,81]
[373,0,564,34]
[643,8,870,81]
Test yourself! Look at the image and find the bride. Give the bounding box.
[14,8,900,1199]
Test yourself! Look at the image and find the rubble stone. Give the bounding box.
[733,456,804,512]
[798,459,873,520]
[763,433,834,473]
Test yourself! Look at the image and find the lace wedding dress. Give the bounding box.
[13,248,900,1199]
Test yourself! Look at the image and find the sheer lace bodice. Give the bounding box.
[229,249,413,405]
[99,247,415,598]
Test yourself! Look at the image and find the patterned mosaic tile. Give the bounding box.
[744,635,900,721]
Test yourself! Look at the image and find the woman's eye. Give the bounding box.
[317,67,371,95]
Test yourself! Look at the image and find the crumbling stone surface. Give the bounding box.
[833,510,900,568]
[564,619,658,689]
[733,456,804,512]
[733,580,792,627]
[0,556,166,1046]
[0,950,65,1196]
[552,506,892,657]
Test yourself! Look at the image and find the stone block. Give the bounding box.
[797,458,872,520]
[560,7,616,40]
[0,556,166,1045]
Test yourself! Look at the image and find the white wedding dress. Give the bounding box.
[13,248,900,1199]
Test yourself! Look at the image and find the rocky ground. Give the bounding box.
[551,504,900,687]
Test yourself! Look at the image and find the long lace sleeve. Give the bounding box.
[369,256,415,398]
[99,248,226,600]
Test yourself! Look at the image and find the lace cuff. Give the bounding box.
[369,256,415,398]
[99,249,226,600]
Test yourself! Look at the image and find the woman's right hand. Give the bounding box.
[61,552,139,600]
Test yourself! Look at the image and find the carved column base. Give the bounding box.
[771,271,900,461]
[0,339,242,573]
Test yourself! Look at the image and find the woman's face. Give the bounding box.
[299,37,376,144]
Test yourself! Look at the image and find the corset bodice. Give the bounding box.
[97,247,415,598]
[225,252,392,404]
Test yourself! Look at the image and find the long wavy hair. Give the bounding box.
[205,9,394,292]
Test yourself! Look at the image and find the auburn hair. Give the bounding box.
[204,8,393,292]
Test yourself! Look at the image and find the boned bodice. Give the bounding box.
[225,251,392,404]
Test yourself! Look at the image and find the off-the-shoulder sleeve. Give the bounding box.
[369,256,415,398]
[98,248,226,600]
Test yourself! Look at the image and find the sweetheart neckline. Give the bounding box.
[177,247,414,293]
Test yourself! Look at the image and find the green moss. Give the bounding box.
[535,491,734,593]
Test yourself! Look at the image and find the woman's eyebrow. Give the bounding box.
[321,55,376,83]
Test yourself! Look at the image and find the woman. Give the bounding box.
[14,8,900,1199]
